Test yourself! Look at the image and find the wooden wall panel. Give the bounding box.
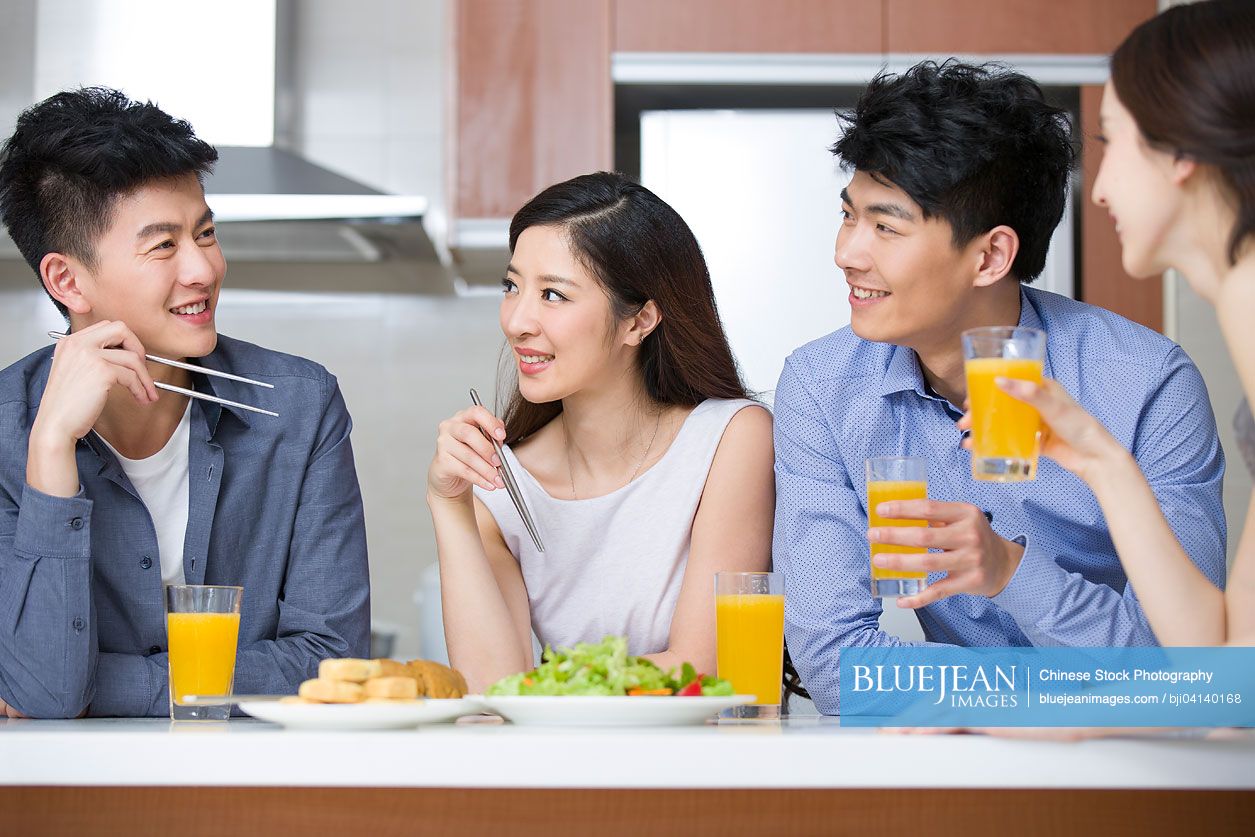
[452,0,612,221]
[614,0,884,53]
[886,0,1157,54]
[1079,84,1162,332]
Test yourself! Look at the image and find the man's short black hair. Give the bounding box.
[0,87,218,318]
[832,61,1076,283]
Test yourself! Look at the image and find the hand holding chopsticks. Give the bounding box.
[48,328,278,418]
[469,389,545,553]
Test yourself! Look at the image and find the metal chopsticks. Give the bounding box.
[470,388,545,552]
[47,331,279,418]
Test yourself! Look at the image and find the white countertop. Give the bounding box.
[3,717,1254,790]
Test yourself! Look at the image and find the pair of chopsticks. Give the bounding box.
[470,388,545,552]
[47,331,279,418]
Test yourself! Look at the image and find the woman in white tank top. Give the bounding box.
[426,173,774,692]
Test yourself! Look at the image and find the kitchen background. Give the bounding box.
[0,0,1243,665]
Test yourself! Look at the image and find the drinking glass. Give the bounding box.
[166,585,242,721]
[962,326,1047,482]
[715,571,784,720]
[866,456,929,597]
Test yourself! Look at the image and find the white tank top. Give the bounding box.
[474,398,760,656]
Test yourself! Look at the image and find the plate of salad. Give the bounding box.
[475,636,754,726]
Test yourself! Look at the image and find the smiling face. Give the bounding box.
[836,171,992,352]
[501,224,642,404]
[62,173,224,360]
[1091,82,1188,279]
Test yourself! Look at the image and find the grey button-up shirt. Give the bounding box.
[0,335,369,717]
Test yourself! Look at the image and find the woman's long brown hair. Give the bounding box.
[499,171,750,445]
[1110,0,1255,265]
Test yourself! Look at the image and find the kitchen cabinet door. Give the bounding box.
[614,0,884,53]
[885,0,1157,55]
[451,0,612,228]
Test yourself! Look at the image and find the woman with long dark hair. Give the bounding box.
[426,172,774,691]
[984,0,1255,645]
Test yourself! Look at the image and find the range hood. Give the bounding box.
[204,146,427,224]
[201,146,440,267]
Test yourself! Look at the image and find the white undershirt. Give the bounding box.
[98,403,191,586]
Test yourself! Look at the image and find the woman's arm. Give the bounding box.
[427,407,534,692]
[992,378,1227,644]
[641,405,775,676]
[1216,259,1255,643]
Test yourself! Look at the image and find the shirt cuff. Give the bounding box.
[989,535,1071,633]
[14,483,94,559]
[88,652,167,718]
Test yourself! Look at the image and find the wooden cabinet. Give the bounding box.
[449,0,1163,329]
[450,0,612,227]
[885,0,1156,54]
[614,0,883,53]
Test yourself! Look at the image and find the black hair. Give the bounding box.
[501,171,749,445]
[0,86,218,318]
[1111,0,1255,265]
[831,60,1077,283]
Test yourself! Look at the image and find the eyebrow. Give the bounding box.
[135,208,215,241]
[840,187,915,222]
[505,265,577,286]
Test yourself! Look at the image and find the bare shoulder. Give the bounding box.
[716,403,774,455]
[708,403,774,479]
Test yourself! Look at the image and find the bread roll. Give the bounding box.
[363,676,419,700]
[299,678,364,703]
[374,659,412,678]
[407,659,469,698]
[318,658,383,682]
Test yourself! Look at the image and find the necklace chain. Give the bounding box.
[564,410,662,501]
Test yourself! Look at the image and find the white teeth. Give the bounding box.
[852,287,890,300]
[520,354,553,364]
[172,301,207,315]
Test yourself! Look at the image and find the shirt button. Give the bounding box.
[140,556,153,570]
[983,510,994,523]
[69,517,84,530]
[71,617,85,631]
[148,645,162,656]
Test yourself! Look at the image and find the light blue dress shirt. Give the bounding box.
[0,335,370,718]
[773,286,1227,715]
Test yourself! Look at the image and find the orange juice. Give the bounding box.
[716,593,785,705]
[167,612,240,704]
[867,479,928,582]
[966,356,1044,480]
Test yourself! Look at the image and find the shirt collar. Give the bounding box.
[189,347,254,437]
[878,285,1051,399]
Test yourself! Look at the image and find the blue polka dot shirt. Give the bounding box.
[773,286,1227,715]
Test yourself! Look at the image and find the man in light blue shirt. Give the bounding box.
[773,62,1226,715]
[0,88,369,718]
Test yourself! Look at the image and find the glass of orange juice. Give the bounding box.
[716,571,784,720]
[962,326,1047,482]
[166,584,242,721]
[866,456,929,598]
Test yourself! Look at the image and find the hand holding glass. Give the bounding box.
[962,326,1047,482]
[866,456,929,598]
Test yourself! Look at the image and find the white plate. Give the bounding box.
[475,695,755,726]
[238,698,478,730]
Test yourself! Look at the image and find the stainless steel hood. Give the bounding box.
[204,146,427,224]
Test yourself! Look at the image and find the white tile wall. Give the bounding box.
[285,0,446,229]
